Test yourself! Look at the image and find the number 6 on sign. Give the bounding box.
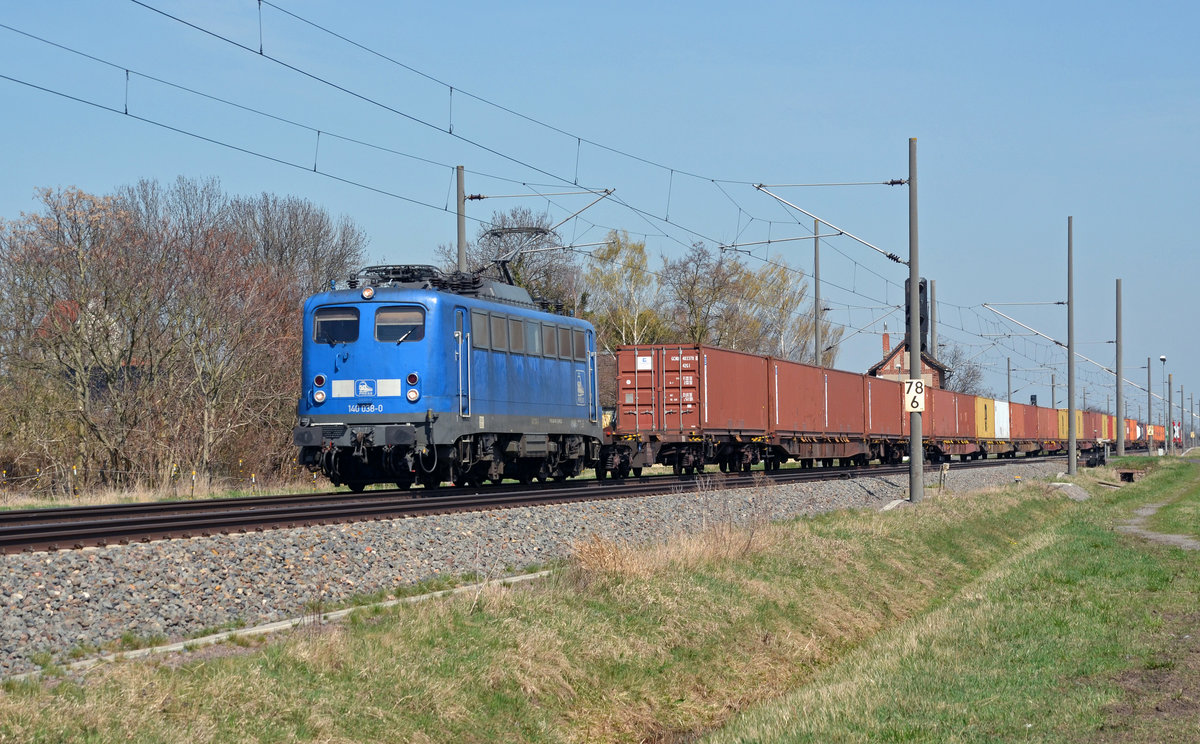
[904,379,925,412]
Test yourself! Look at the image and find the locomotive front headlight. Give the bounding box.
[361,286,375,300]
[406,388,420,403]
[313,390,327,404]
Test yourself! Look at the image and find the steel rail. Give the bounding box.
[0,456,1064,554]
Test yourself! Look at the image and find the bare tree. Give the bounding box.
[939,342,992,396]
[0,179,369,492]
[228,192,367,297]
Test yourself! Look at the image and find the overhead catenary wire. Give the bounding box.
[7,8,1129,389]
[6,7,915,334]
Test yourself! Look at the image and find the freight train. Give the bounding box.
[294,264,1160,489]
[602,344,1158,478]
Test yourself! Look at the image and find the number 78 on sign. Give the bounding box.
[904,379,926,412]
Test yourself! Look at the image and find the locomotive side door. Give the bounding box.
[455,308,470,417]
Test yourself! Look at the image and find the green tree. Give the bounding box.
[586,230,666,354]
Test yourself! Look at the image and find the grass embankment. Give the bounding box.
[1,460,1197,742]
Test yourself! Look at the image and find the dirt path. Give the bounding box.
[1116,502,1200,551]
[1090,475,1200,742]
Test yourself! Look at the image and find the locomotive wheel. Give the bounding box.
[673,461,682,476]
[595,467,607,481]
[719,460,728,473]
[632,467,643,477]
[347,482,367,493]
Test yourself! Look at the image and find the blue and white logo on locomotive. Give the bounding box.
[356,379,377,397]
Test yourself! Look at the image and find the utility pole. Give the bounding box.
[908,138,923,503]
[1052,374,1056,409]
[1168,374,1174,455]
[1007,357,1012,407]
[813,218,822,367]
[1116,279,1124,455]
[1067,216,1077,476]
[930,279,938,360]
[1147,357,1152,451]
[456,165,468,273]
[1179,384,1184,453]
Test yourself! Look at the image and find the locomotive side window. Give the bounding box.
[508,318,525,353]
[375,306,425,343]
[490,314,508,351]
[525,321,542,356]
[558,327,572,360]
[573,329,587,361]
[471,310,489,349]
[542,323,557,357]
[313,307,359,344]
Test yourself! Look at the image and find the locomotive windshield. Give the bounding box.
[376,306,425,343]
[313,307,359,344]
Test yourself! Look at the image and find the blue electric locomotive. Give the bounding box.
[293,265,603,490]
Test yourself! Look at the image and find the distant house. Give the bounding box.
[867,332,949,389]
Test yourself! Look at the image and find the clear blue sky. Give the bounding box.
[2,1,1197,428]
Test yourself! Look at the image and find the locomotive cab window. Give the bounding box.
[313,307,359,344]
[375,306,425,343]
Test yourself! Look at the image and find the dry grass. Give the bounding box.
[0,477,323,510]
[0,471,1090,743]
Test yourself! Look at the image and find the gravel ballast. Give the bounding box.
[0,461,1063,677]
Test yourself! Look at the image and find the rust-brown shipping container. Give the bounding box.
[1009,402,1034,440]
[1038,407,1058,444]
[614,345,768,438]
[770,363,867,436]
[926,388,962,439]
[864,376,903,436]
[771,360,831,434]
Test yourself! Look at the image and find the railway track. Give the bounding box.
[0,456,1064,554]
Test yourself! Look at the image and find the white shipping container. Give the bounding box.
[994,400,1011,439]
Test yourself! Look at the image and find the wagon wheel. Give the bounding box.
[347,482,367,493]
[632,467,643,477]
